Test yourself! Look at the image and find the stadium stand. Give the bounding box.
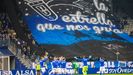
[0,0,133,75]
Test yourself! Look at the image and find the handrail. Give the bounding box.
[8,40,32,68]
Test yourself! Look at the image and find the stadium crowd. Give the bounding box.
[0,13,48,68]
[0,10,133,74]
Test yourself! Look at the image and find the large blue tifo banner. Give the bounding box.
[41,61,133,75]
[17,0,133,58]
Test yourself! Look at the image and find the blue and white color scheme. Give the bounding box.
[17,0,133,57]
[41,61,133,74]
[17,0,133,44]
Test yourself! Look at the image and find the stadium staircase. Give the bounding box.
[8,42,32,69]
[14,52,32,69]
[15,57,28,69]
